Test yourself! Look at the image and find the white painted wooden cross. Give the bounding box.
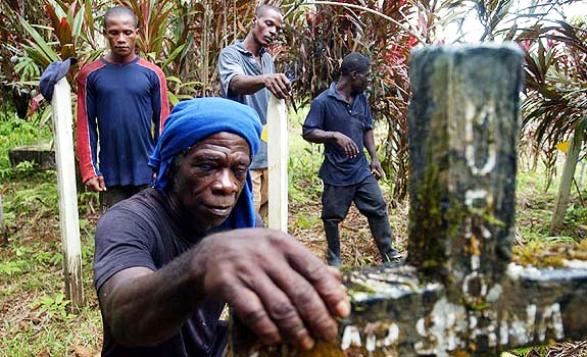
[52,78,83,307]
[231,44,587,356]
[266,94,288,232]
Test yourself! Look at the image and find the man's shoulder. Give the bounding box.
[136,58,166,77]
[220,42,244,56]
[102,189,166,224]
[77,59,106,81]
[313,88,332,104]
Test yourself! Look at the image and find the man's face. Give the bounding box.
[172,132,251,232]
[104,15,138,59]
[352,69,372,94]
[252,8,283,47]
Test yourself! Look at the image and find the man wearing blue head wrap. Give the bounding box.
[93,98,350,356]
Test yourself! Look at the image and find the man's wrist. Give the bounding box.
[260,74,268,87]
[185,240,210,298]
[84,175,96,184]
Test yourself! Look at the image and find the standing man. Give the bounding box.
[302,53,401,267]
[76,6,169,211]
[218,4,291,217]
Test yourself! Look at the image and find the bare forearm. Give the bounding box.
[229,74,266,95]
[364,130,378,161]
[104,247,206,346]
[302,129,337,144]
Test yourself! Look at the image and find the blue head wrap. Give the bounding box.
[149,97,262,229]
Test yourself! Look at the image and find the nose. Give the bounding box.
[212,169,238,195]
[116,34,127,44]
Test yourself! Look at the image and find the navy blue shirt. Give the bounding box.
[303,82,373,186]
[94,189,226,356]
[76,58,169,187]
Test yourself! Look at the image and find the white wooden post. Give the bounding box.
[52,78,83,307]
[0,194,5,244]
[267,94,288,232]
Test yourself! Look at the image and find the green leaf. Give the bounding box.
[161,44,186,70]
[26,43,53,65]
[72,6,85,38]
[19,17,60,62]
[166,76,182,84]
[168,91,179,106]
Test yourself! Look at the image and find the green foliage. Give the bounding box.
[31,292,72,320]
[519,19,587,188]
[0,111,52,180]
[288,107,323,203]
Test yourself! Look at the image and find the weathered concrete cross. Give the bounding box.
[231,44,587,356]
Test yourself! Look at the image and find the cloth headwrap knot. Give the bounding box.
[149,97,262,229]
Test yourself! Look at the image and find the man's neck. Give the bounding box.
[335,77,354,103]
[242,33,262,57]
[105,52,137,64]
[166,191,206,238]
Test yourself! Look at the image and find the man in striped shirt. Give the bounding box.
[76,6,169,211]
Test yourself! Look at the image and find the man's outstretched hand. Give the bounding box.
[194,228,350,350]
[262,73,292,100]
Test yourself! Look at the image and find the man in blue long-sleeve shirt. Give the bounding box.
[76,6,169,211]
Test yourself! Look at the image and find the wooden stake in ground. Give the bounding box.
[0,194,6,245]
[550,123,585,234]
[267,94,288,232]
[231,44,587,356]
[52,78,83,308]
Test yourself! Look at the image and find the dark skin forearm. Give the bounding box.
[302,128,338,144]
[303,129,360,158]
[364,129,378,161]
[230,73,291,99]
[100,228,350,350]
[101,245,207,347]
[229,74,267,95]
[364,129,385,179]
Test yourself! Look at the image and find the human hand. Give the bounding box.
[193,228,350,350]
[333,132,360,158]
[370,160,386,180]
[85,175,106,192]
[263,73,291,100]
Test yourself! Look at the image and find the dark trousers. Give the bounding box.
[321,175,393,266]
[99,185,147,212]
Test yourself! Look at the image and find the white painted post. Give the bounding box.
[52,78,83,307]
[267,94,288,232]
[0,194,5,244]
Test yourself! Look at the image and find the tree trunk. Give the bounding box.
[550,123,584,234]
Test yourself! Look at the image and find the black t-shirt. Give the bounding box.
[94,188,227,356]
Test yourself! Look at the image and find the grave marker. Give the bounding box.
[267,94,288,232]
[231,44,587,356]
[52,78,83,308]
